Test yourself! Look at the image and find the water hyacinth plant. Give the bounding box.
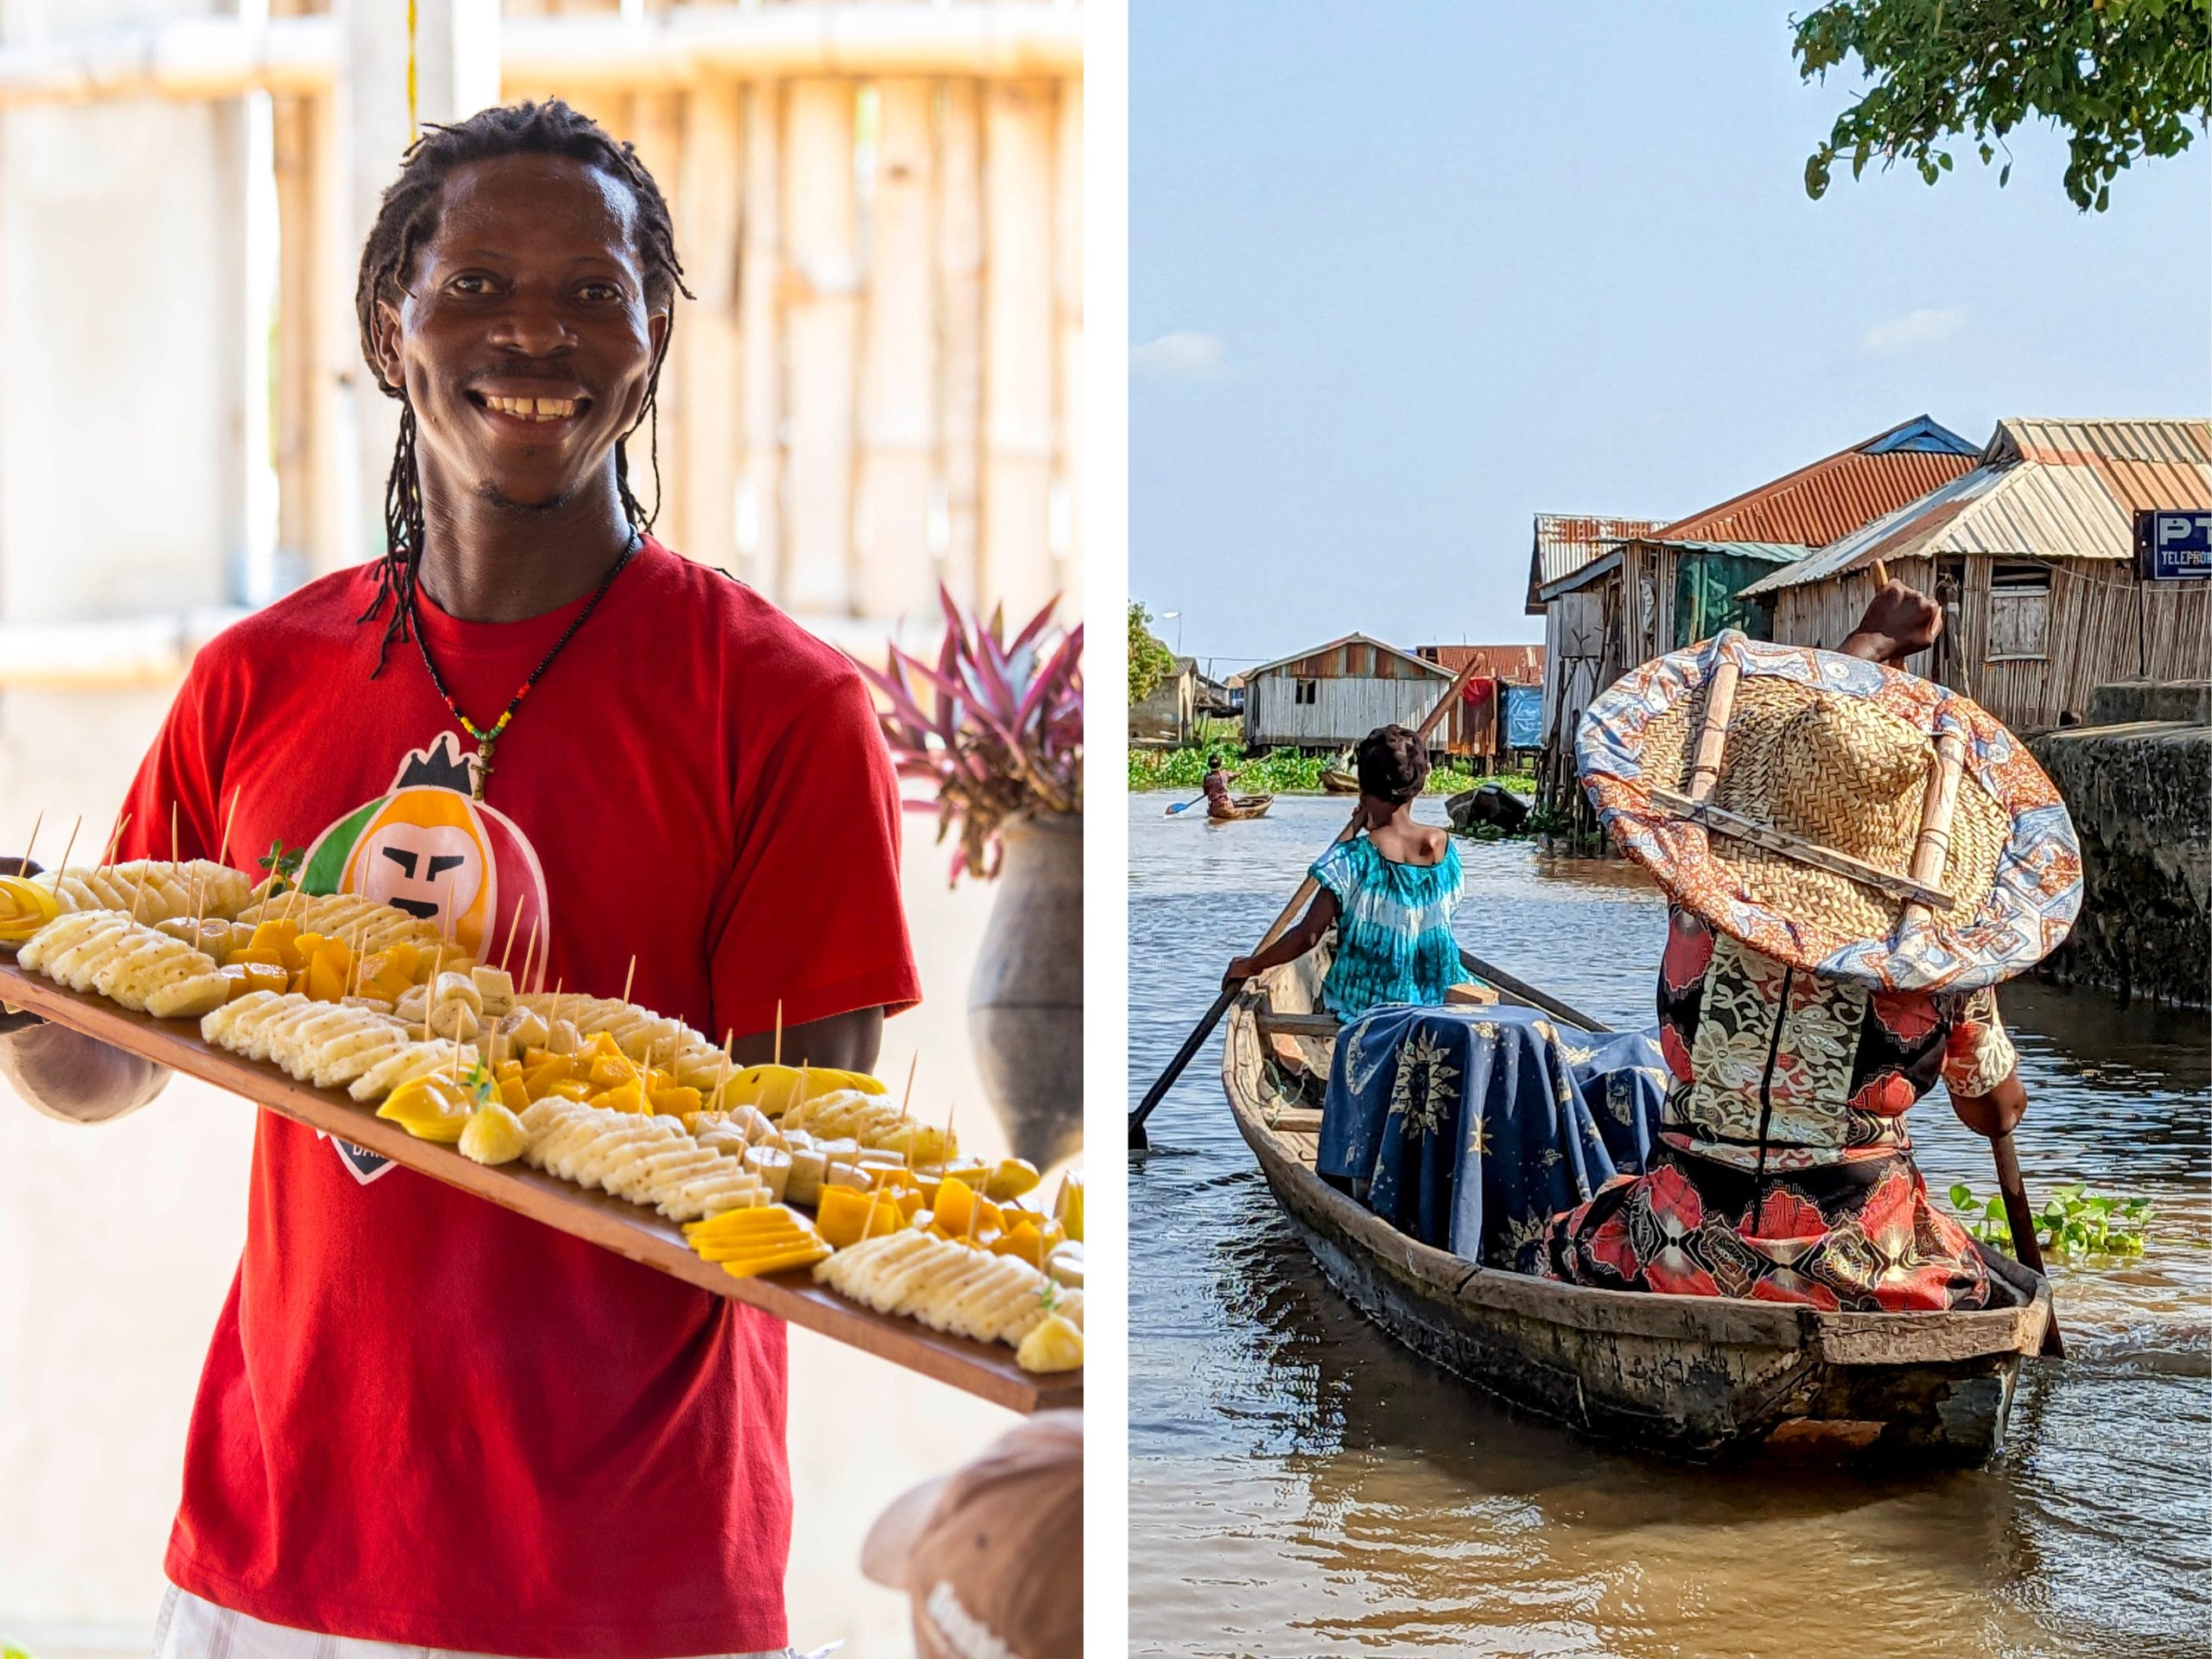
[855,587,1084,884]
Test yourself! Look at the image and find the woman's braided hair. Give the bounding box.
[353,99,692,674]
[1355,724,1430,805]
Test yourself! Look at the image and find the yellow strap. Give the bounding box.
[407,0,419,143]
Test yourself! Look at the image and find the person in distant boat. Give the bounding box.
[1542,580,2081,1313]
[1222,724,1463,1017]
[1200,753,1236,818]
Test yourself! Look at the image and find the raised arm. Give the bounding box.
[1839,577,1943,666]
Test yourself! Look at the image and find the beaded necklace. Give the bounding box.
[406,526,640,801]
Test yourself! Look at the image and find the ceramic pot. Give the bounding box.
[969,811,1083,1167]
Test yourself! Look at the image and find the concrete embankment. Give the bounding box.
[2028,681,2209,1008]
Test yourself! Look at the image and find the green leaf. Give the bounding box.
[1949,1182,1974,1209]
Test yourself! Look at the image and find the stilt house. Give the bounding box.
[1241,633,1453,754]
[1740,418,2212,729]
[1529,416,1983,837]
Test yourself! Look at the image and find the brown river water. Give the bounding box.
[1128,795,2210,1658]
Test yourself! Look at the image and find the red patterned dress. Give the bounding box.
[1543,906,2014,1311]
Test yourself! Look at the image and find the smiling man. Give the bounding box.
[0,102,918,1658]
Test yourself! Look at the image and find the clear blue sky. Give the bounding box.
[1130,2,2212,672]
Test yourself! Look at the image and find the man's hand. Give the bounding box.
[1222,956,1260,991]
[0,854,43,1038]
[1840,577,1943,666]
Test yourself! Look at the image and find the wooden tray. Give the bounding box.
[0,959,1079,1414]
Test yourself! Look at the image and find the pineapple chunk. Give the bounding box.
[459,1101,529,1166]
[1014,1313,1084,1373]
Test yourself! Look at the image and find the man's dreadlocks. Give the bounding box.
[353,99,693,674]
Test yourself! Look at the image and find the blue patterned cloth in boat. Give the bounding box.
[1319,1004,1670,1272]
[1308,836,1464,1018]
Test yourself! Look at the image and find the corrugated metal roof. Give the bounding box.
[1243,632,1451,681]
[1420,643,1546,683]
[1740,417,2212,597]
[1656,540,1808,563]
[1526,514,1667,613]
[1650,415,1980,549]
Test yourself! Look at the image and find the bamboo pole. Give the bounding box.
[735,79,785,591]
[980,78,1056,622]
[856,77,938,619]
[779,78,860,613]
[269,0,322,578]
[935,78,984,605]
[677,77,743,572]
[1684,655,1740,804]
[626,86,688,541]
[1052,74,1083,613]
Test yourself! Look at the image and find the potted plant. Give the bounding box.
[855,588,1084,1167]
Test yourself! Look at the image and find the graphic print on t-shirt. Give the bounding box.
[295,732,552,1185]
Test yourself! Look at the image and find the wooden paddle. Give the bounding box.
[1130,656,1483,1148]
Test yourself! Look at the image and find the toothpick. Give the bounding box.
[424,945,443,1043]
[169,801,179,869]
[712,1028,736,1115]
[517,917,542,1007]
[100,810,130,872]
[620,954,637,1008]
[17,810,42,880]
[51,815,82,896]
[499,895,525,973]
[217,785,241,871]
[899,1055,918,1172]
[773,1000,783,1068]
[129,855,151,924]
[550,977,565,1033]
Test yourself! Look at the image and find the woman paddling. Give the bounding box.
[1543,583,2081,1313]
[1222,725,1461,1016]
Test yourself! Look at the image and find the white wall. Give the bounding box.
[1246,672,1446,749]
[0,0,246,624]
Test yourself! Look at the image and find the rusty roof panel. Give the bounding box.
[1740,418,2212,597]
[1526,514,1667,613]
[1420,643,1546,683]
[1653,436,1978,549]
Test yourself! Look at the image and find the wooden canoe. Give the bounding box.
[0,958,1078,1414]
[1320,769,1360,794]
[1207,795,1274,821]
[1221,958,2049,1464]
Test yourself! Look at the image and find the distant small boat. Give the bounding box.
[1320,768,1360,794]
[1208,795,1274,821]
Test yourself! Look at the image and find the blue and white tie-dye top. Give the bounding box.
[1310,836,1465,1017]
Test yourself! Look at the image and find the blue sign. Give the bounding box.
[2135,511,2212,581]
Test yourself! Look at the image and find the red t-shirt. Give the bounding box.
[112,538,920,1656]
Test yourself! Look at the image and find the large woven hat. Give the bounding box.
[1578,631,2080,992]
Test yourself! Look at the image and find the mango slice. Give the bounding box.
[817,1184,910,1249]
[982,1157,1042,1200]
[375,1075,473,1143]
[0,874,60,943]
[1054,1171,1084,1243]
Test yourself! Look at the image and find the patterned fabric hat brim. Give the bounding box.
[1577,631,2082,993]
